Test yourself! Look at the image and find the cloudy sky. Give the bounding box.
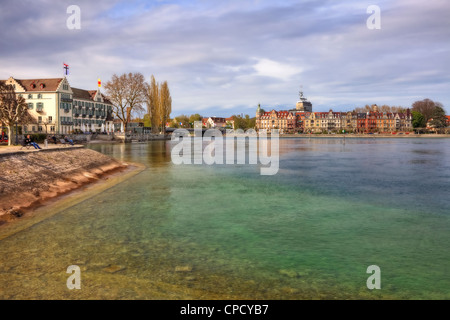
[1,0,449,117]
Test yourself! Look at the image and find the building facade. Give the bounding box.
[255,91,413,133]
[1,76,114,134]
[72,87,113,133]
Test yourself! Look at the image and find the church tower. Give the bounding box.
[256,103,262,119]
[296,88,313,112]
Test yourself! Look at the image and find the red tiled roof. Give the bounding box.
[72,87,92,100]
[14,78,64,92]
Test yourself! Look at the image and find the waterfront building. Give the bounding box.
[206,117,227,128]
[1,77,72,134]
[226,117,235,129]
[1,76,114,134]
[257,109,296,134]
[295,90,313,112]
[256,91,313,134]
[72,87,113,133]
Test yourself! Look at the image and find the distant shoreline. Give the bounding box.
[278,134,450,139]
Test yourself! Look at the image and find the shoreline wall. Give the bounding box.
[0,147,127,224]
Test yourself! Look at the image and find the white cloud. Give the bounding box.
[253,58,303,80]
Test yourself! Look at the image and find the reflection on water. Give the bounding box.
[0,138,449,299]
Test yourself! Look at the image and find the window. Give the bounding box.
[28,103,33,109]
[48,116,52,123]
[38,94,42,99]
[36,102,43,111]
[38,116,42,123]
[28,94,32,99]
[51,126,55,132]
[38,126,42,132]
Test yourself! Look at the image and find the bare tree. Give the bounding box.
[412,99,440,122]
[104,73,146,133]
[0,83,28,146]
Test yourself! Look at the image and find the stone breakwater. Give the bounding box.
[0,148,127,224]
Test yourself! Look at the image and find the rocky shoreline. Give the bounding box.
[0,147,128,225]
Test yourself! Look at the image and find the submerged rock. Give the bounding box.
[103,264,126,273]
[175,265,193,272]
[279,269,301,278]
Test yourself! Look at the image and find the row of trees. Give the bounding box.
[170,114,256,130]
[232,114,256,130]
[104,73,172,134]
[170,114,203,128]
[353,104,406,113]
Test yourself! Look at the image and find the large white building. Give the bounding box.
[1,76,114,134]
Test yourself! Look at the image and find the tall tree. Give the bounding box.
[412,99,441,123]
[145,76,172,134]
[159,81,172,134]
[104,73,146,133]
[146,75,160,134]
[429,106,447,129]
[0,83,28,146]
[412,111,426,128]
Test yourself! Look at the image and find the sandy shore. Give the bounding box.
[0,147,130,225]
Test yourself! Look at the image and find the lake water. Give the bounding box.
[0,138,449,299]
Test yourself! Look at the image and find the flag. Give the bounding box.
[63,63,69,75]
[98,78,101,88]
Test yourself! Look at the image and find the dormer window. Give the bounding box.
[40,84,45,89]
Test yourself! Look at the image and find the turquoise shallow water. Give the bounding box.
[0,138,449,299]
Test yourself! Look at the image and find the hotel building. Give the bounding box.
[1,76,113,134]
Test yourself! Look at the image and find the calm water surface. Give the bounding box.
[0,138,449,299]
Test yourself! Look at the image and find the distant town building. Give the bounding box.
[206,117,227,128]
[255,90,413,133]
[295,90,313,112]
[226,117,235,129]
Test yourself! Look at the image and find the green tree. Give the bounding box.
[430,106,447,128]
[412,111,426,128]
[189,114,203,126]
[174,115,190,128]
[232,115,256,130]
